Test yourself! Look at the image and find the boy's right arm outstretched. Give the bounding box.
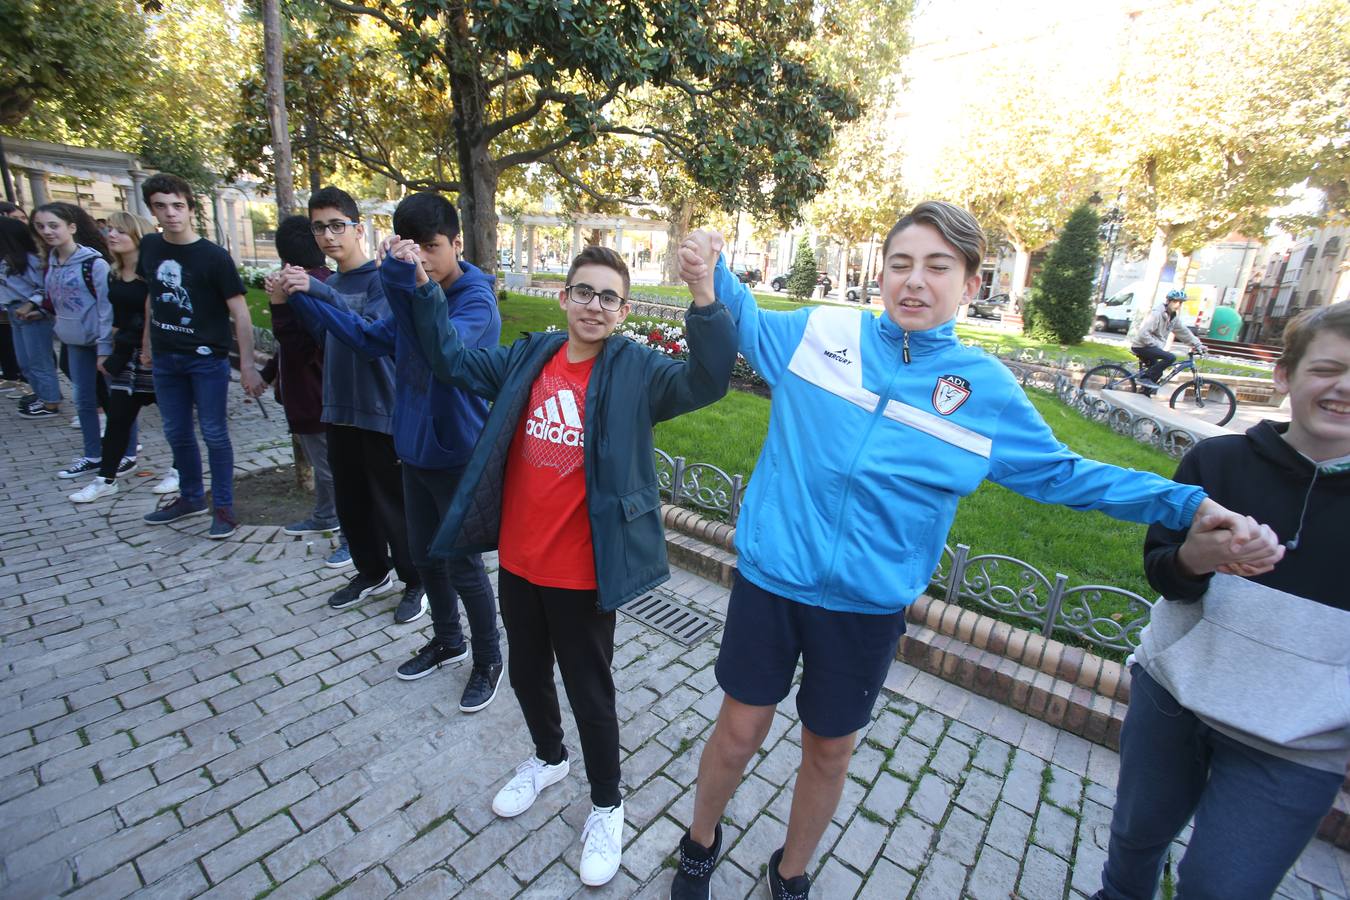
[379,243,512,400]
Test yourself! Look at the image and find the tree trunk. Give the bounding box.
[292,435,314,492]
[1140,226,1172,315]
[261,0,295,218]
[305,101,322,194]
[446,11,498,271]
[1010,245,1031,309]
[663,199,694,285]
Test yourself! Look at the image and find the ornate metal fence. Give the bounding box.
[930,543,1155,653]
[654,449,746,520]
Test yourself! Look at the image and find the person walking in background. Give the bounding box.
[0,217,61,417]
[68,212,158,503]
[30,202,112,479]
[137,173,264,540]
[261,215,346,563]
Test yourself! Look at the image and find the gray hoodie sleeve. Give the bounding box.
[93,258,114,355]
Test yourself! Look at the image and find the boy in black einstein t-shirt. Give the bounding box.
[136,173,264,539]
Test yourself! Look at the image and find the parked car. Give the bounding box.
[845,280,881,303]
[731,264,762,287]
[770,271,832,295]
[967,293,1010,319]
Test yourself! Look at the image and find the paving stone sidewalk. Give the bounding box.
[1,381,1347,899]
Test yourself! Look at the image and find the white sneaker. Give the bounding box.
[491,755,570,818]
[152,469,180,494]
[70,477,119,503]
[69,415,80,429]
[579,802,624,887]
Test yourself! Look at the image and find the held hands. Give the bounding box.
[678,229,724,306]
[240,365,266,399]
[277,265,312,297]
[263,271,288,306]
[1178,499,1285,578]
[379,235,429,286]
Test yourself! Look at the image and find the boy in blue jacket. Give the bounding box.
[667,202,1284,900]
[281,193,503,713]
[386,238,736,887]
[283,186,420,612]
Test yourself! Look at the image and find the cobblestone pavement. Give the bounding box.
[2,381,1347,899]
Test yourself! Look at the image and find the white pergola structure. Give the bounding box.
[503,212,670,286]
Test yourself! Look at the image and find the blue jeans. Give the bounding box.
[10,315,61,404]
[1098,665,1344,900]
[153,352,233,509]
[66,344,104,460]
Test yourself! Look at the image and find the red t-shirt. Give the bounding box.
[498,344,597,589]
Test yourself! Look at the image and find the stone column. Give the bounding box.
[526,225,537,279]
[571,224,582,259]
[129,169,150,216]
[512,220,523,270]
[27,170,50,207]
[614,225,625,261]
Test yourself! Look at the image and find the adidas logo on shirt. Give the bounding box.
[525,389,585,447]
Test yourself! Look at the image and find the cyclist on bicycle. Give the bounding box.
[1129,288,1205,394]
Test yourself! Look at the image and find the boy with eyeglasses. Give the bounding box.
[281,186,422,621]
[281,192,504,712]
[385,238,736,887]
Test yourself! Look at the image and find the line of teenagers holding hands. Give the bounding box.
[31,171,1346,896]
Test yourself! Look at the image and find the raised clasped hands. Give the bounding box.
[678,229,724,305]
[379,234,429,286]
[1179,498,1285,578]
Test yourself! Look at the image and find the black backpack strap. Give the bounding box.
[81,257,99,299]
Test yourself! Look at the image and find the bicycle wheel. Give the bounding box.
[1169,378,1237,426]
[1080,364,1137,393]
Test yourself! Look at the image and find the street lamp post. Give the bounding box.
[1094,190,1124,303]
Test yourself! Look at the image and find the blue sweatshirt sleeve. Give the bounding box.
[93,258,113,355]
[711,256,811,386]
[381,256,512,399]
[288,276,395,360]
[987,384,1206,530]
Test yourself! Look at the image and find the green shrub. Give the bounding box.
[786,241,818,301]
[1023,202,1101,344]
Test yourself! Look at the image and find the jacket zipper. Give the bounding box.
[903,330,911,364]
[819,327,907,603]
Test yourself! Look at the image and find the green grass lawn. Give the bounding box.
[245,287,271,323]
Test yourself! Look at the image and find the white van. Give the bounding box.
[1092,281,1175,333]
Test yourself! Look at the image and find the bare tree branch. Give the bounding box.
[546,156,651,206]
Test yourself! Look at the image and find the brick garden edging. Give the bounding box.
[659,503,1350,850]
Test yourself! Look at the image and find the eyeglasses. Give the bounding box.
[310,220,359,236]
[565,283,625,311]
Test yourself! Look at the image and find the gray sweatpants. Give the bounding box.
[295,431,338,525]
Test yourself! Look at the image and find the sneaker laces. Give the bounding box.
[581,806,621,861]
[678,829,719,878]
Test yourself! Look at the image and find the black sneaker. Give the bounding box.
[670,824,722,899]
[459,662,503,712]
[393,585,428,624]
[114,456,136,478]
[57,457,100,479]
[328,571,395,610]
[143,496,209,525]
[396,637,468,681]
[17,397,57,418]
[766,847,811,900]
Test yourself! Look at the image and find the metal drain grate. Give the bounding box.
[620,590,719,645]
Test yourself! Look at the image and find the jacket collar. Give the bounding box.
[875,311,960,357]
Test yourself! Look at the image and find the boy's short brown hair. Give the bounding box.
[141,173,196,209]
[1278,303,1350,373]
[882,201,986,277]
[566,245,630,298]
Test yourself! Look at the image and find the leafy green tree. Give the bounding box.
[302,0,859,269]
[1021,202,1100,344]
[0,0,149,130]
[787,241,818,301]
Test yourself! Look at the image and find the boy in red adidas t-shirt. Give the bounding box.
[382,239,736,887]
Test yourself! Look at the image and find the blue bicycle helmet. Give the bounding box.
[1165,289,1187,301]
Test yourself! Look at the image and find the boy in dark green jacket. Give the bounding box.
[383,238,734,888]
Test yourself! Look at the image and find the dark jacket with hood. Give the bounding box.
[1136,420,1350,773]
[288,260,396,434]
[385,254,738,612]
[289,258,500,469]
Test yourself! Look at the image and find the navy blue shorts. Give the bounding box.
[715,573,907,738]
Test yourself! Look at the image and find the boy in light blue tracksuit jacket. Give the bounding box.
[667,202,1283,900]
